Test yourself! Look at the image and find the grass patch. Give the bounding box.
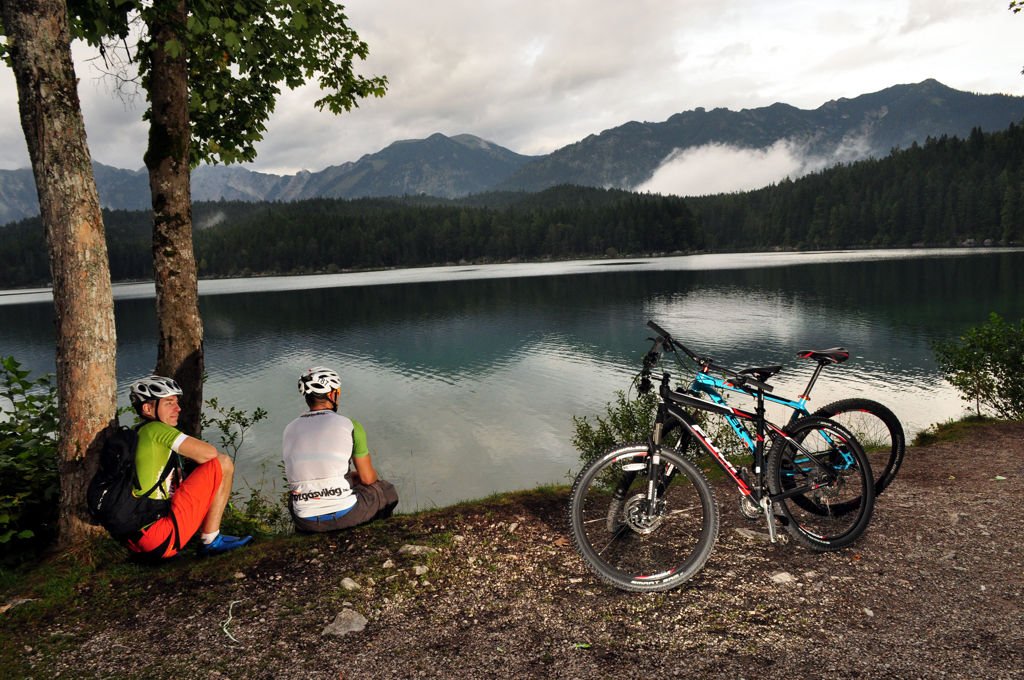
[427,484,570,514]
[912,415,1001,446]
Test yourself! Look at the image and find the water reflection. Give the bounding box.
[2,249,1023,509]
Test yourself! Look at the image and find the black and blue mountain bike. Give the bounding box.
[569,321,876,592]
[666,335,904,504]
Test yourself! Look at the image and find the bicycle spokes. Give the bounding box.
[569,445,718,591]
[768,418,874,551]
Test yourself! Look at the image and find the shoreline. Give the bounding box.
[2,420,1022,678]
[2,244,1020,304]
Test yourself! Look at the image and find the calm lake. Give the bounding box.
[2,248,1022,510]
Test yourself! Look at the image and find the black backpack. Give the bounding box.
[87,425,175,540]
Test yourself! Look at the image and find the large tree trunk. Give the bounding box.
[2,0,118,548]
[144,0,204,436]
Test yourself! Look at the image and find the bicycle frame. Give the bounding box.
[566,324,878,590]
[635,320,864,541]
[693,357,833,429]
[650,372,849,520]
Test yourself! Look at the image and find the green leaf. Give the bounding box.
[164,39,182,58]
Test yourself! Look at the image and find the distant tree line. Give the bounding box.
[0,187,703,285]
[1,123,1023,288]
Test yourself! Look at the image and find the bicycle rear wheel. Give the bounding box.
[767,417,874,551]
[568,443,719,592]
[813,398,905,497]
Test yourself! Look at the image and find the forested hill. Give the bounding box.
[688,124,1024,250]
[1,123,1022,288]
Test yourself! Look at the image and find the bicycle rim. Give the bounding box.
[569,444,719,592]
[814,398,905,496]
[769,418,874,551]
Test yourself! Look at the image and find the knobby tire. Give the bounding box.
[767,416,874,551]
[568,443,719,592]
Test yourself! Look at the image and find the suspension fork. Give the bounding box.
[609,401,668,507]
[643,404,668,512]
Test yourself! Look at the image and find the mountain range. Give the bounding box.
[2,78,1024,226]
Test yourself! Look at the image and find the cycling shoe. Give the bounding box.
[199,533,253,556]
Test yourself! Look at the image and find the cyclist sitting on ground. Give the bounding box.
[126,376,253,558]
[283,367,398,533]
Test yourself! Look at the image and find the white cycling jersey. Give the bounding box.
[282,410,368,518]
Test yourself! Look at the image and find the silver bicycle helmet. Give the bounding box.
[298,366,341,396]
[129,375,183,407]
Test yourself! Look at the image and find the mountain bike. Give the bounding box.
[737,346,904,498]
[568,321,875,592]
[659,342,904,506]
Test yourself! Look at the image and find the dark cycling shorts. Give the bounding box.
[291,477,398,533]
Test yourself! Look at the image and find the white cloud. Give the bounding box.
[636,133,877,197]
[636,141,807,196]
[0,0,1022,174]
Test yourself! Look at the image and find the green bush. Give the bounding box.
[200,396,268,462]
[932,313,1024,419]
[0,357,59,561]
[201,395,289,536]
[571,390,659,468]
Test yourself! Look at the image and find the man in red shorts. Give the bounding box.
[125,375,252,558]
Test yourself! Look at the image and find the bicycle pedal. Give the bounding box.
[765,514,790,545]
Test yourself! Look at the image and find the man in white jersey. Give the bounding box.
[283,367,398,532]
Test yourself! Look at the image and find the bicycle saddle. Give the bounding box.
[796,348,850,365]
[738,365,783,383]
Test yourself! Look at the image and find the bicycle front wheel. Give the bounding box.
[767,417,874,552]
[568,443,719,592]
[813,398,905,496]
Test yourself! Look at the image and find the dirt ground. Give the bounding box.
[4,422,1024,679]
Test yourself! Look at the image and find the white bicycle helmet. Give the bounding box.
[129,375,183,407]
[298,366,341,396]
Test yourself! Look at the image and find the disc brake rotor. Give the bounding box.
[624,493,664,534]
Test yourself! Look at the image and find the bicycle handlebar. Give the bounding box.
[645,319,710,366]
[644,319,774,393]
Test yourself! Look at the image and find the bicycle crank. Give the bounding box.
[738,494,760,520]
[760,497,789,545]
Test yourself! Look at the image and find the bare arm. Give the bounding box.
[176,436,220,464]
[353,453,378,485]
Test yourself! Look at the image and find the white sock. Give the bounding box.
[201,531,219,545]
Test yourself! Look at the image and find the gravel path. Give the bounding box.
[8,422,1024,679]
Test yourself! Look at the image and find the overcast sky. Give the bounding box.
[1,0,1021,186]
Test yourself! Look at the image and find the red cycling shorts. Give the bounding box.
[126,458,222,559]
